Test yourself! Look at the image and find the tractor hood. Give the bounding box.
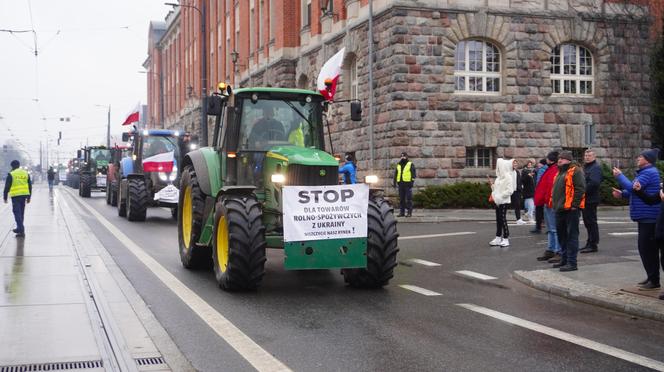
[266,146,338,166]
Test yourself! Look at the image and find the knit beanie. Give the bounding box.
[546,151,559,163]
[640,148,659,164]
[10,160,19,169]
[558,151,573,161]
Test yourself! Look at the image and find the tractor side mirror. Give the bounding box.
[350,101,362,122]
[207,95,224,116]
[77,150,82,159]
[122,132,130,142]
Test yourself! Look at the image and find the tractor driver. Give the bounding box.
[146,139,169,157]
[248,106,286,149]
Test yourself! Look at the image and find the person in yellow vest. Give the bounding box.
[287,121,305,147]
[3,160,32,238]
[393,152,417,217]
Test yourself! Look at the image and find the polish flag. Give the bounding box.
[317,48,345,101]
[142,151,175,173]
[122,103,140,126]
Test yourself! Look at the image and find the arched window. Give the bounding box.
[297,74,309,89]
[342,55,358,99]
[551,44,594,96]
[454,40,501,94]
[349,59,358,99]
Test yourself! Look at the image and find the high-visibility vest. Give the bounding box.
[288,123,305,147]
[9,169,30,197]
[396,162,413,183]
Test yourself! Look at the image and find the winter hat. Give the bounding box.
[640,148,659,164]
[10,160,20,169]
[546,151,559,163]
[345,154,353,162]
[400,152,408,158]
[539,158,547,166]
[558,151,573,161]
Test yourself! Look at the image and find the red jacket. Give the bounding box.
[534,164,558,207]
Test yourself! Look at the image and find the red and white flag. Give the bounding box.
[142,151,174,173]
[317,48,345,101]
[122,103,140,126]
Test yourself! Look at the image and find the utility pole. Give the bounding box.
[368,0,375,172]
[107,105,111,148]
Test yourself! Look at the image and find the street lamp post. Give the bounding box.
[165,2,208,146]
[139,70,165,129]
[95,105,111,147]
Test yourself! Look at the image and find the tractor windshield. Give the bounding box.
[238,98,322,151]
[90,149,111,166]
[143,136,179,158]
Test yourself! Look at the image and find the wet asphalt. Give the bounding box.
[73,190,664,372]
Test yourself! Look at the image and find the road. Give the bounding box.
[65,188,664,371]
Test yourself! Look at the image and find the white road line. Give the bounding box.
[455,270,497,281]
[609,232,638,236]
[398,285,442,296]
[399,232,475,240]
[457,303,664,371]
[68,191,291,372]
[406,258,441,267]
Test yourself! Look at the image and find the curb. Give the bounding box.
[513,269,664,323]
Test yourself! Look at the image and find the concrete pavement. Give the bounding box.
[0,185,192,371]
[398,206,664,323]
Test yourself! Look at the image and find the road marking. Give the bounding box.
[457,303,664,371]
[399,285,442,296]
[406,258,441,267]
[455,270,497,281]
[399,232,475,240]
[68,191,292,372]
[609,232,638,236]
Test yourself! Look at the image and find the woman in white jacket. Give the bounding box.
[489,158,516,247]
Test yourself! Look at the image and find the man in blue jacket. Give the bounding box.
[338,153,356,185]
[613,149,661,290]
[581,149,603,253]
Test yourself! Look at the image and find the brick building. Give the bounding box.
[145,0,664,189]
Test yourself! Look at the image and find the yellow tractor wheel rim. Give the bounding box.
[182,186,192,248]
[216,216,229,273]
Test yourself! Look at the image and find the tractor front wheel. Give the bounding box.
[80,174,91,198]
[342,196,399,288]
[212,195,266,291]
[117,181,127,217]
[127,178,148,221]
[178,166,210,269]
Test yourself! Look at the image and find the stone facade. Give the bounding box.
[241,1,656,189]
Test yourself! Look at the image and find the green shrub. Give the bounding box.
[413,182,493,209]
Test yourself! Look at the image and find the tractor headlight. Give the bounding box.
[158,172,168,181]
[365,175,379,184]
[189,143,198,150]
[169,171,177,181]
[271,174,286,184]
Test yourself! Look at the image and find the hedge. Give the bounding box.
[411,161,664,209]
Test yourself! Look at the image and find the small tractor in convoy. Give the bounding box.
[78,146,111,197]
[116,129,185,221]
[66,157,81,188]
[177,85,398,291]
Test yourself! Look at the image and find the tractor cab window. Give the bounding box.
[143,136,179,158]
[90,149,111,164]
[238,98,322,152]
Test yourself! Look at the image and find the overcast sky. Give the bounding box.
[0,1,168,166]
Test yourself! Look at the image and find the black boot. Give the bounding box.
[559,264,578,272]
[536,250,554,261]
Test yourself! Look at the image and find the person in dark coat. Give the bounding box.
[47,166,56,190]
[522,159,536,223]
[581,149,603,253]
[613,149,661,291]
[531,158,548,233]
[512,160,525,224]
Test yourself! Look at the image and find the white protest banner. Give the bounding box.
[283,184,369,242]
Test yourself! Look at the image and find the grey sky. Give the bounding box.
[0,1,167,166]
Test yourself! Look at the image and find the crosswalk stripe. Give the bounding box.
[458,303,664,371]
[406,258,441,267]
[400,232,475,240]
[455,270,497,281]
[398,285,442,296]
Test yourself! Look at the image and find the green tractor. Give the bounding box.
[78,146,111,197]
[177,85,398,291]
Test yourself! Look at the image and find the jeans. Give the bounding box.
[524,198,535,220]
[543,207,561,253]
[582,203,599,249]
[398,183,413,215]
[556,209,580,267]
[495,204,510,238]
[48,179,54,190]
[11,195,28,234]
[638,222,659,285]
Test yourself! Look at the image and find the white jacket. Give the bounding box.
[491,158,515,205]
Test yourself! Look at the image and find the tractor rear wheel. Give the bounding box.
[117,181,127,217]
[212,194,267,291]
[178,166,210,269]
[342,196,399,288]
[127,178,148,221]
[80,174,91,198]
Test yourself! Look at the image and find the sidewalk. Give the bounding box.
[0,185,191,371]
[398,206,664,322]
